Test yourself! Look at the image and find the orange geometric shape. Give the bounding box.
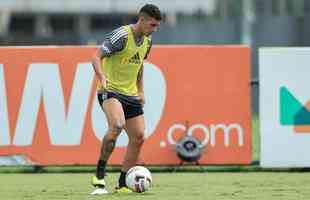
[294,101,310,133]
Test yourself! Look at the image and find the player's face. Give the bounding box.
[142,17,160,36]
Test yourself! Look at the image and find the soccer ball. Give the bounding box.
[126,166,152,193]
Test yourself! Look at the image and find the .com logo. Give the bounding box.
[161,122,244,147]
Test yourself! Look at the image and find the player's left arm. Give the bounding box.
[137,64,144,105]
[137,38,152,105]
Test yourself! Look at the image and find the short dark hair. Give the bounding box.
[139,4,162,21]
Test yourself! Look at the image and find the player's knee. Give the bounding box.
[133,131,145,145]
[105,132,118,142]
[109,120,125,134]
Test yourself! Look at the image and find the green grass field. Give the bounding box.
[1,172,310,200]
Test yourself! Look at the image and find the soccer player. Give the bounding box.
[90,4,162,195]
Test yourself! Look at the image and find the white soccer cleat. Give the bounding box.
[90,187,109,195]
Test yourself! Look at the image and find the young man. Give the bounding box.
[90,4,162,195]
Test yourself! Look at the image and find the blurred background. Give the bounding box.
[0,0,310,114]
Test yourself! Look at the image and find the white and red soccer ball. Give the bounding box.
[126,166,152,193]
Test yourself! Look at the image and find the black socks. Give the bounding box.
[118,171,127,187]
[96,160,127,188]
[96,160,107,179]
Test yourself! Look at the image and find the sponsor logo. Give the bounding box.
[161,122,244,147]
[280,86,310,133]
[0,61,166,146]
[128,52,141,64]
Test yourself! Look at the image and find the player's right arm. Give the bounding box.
[92,49,107,89]
[91,27,128,90]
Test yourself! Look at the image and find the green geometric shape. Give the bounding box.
[280,86,306,125]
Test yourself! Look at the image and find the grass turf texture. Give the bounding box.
[1,172,310,200]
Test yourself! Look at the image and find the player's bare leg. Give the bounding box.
[91,98,125,195]
[117,115,145,189]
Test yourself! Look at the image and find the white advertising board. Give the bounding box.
[260,47,310,167]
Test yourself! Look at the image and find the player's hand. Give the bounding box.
[99,76,107,90]
[139,92,145,105]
